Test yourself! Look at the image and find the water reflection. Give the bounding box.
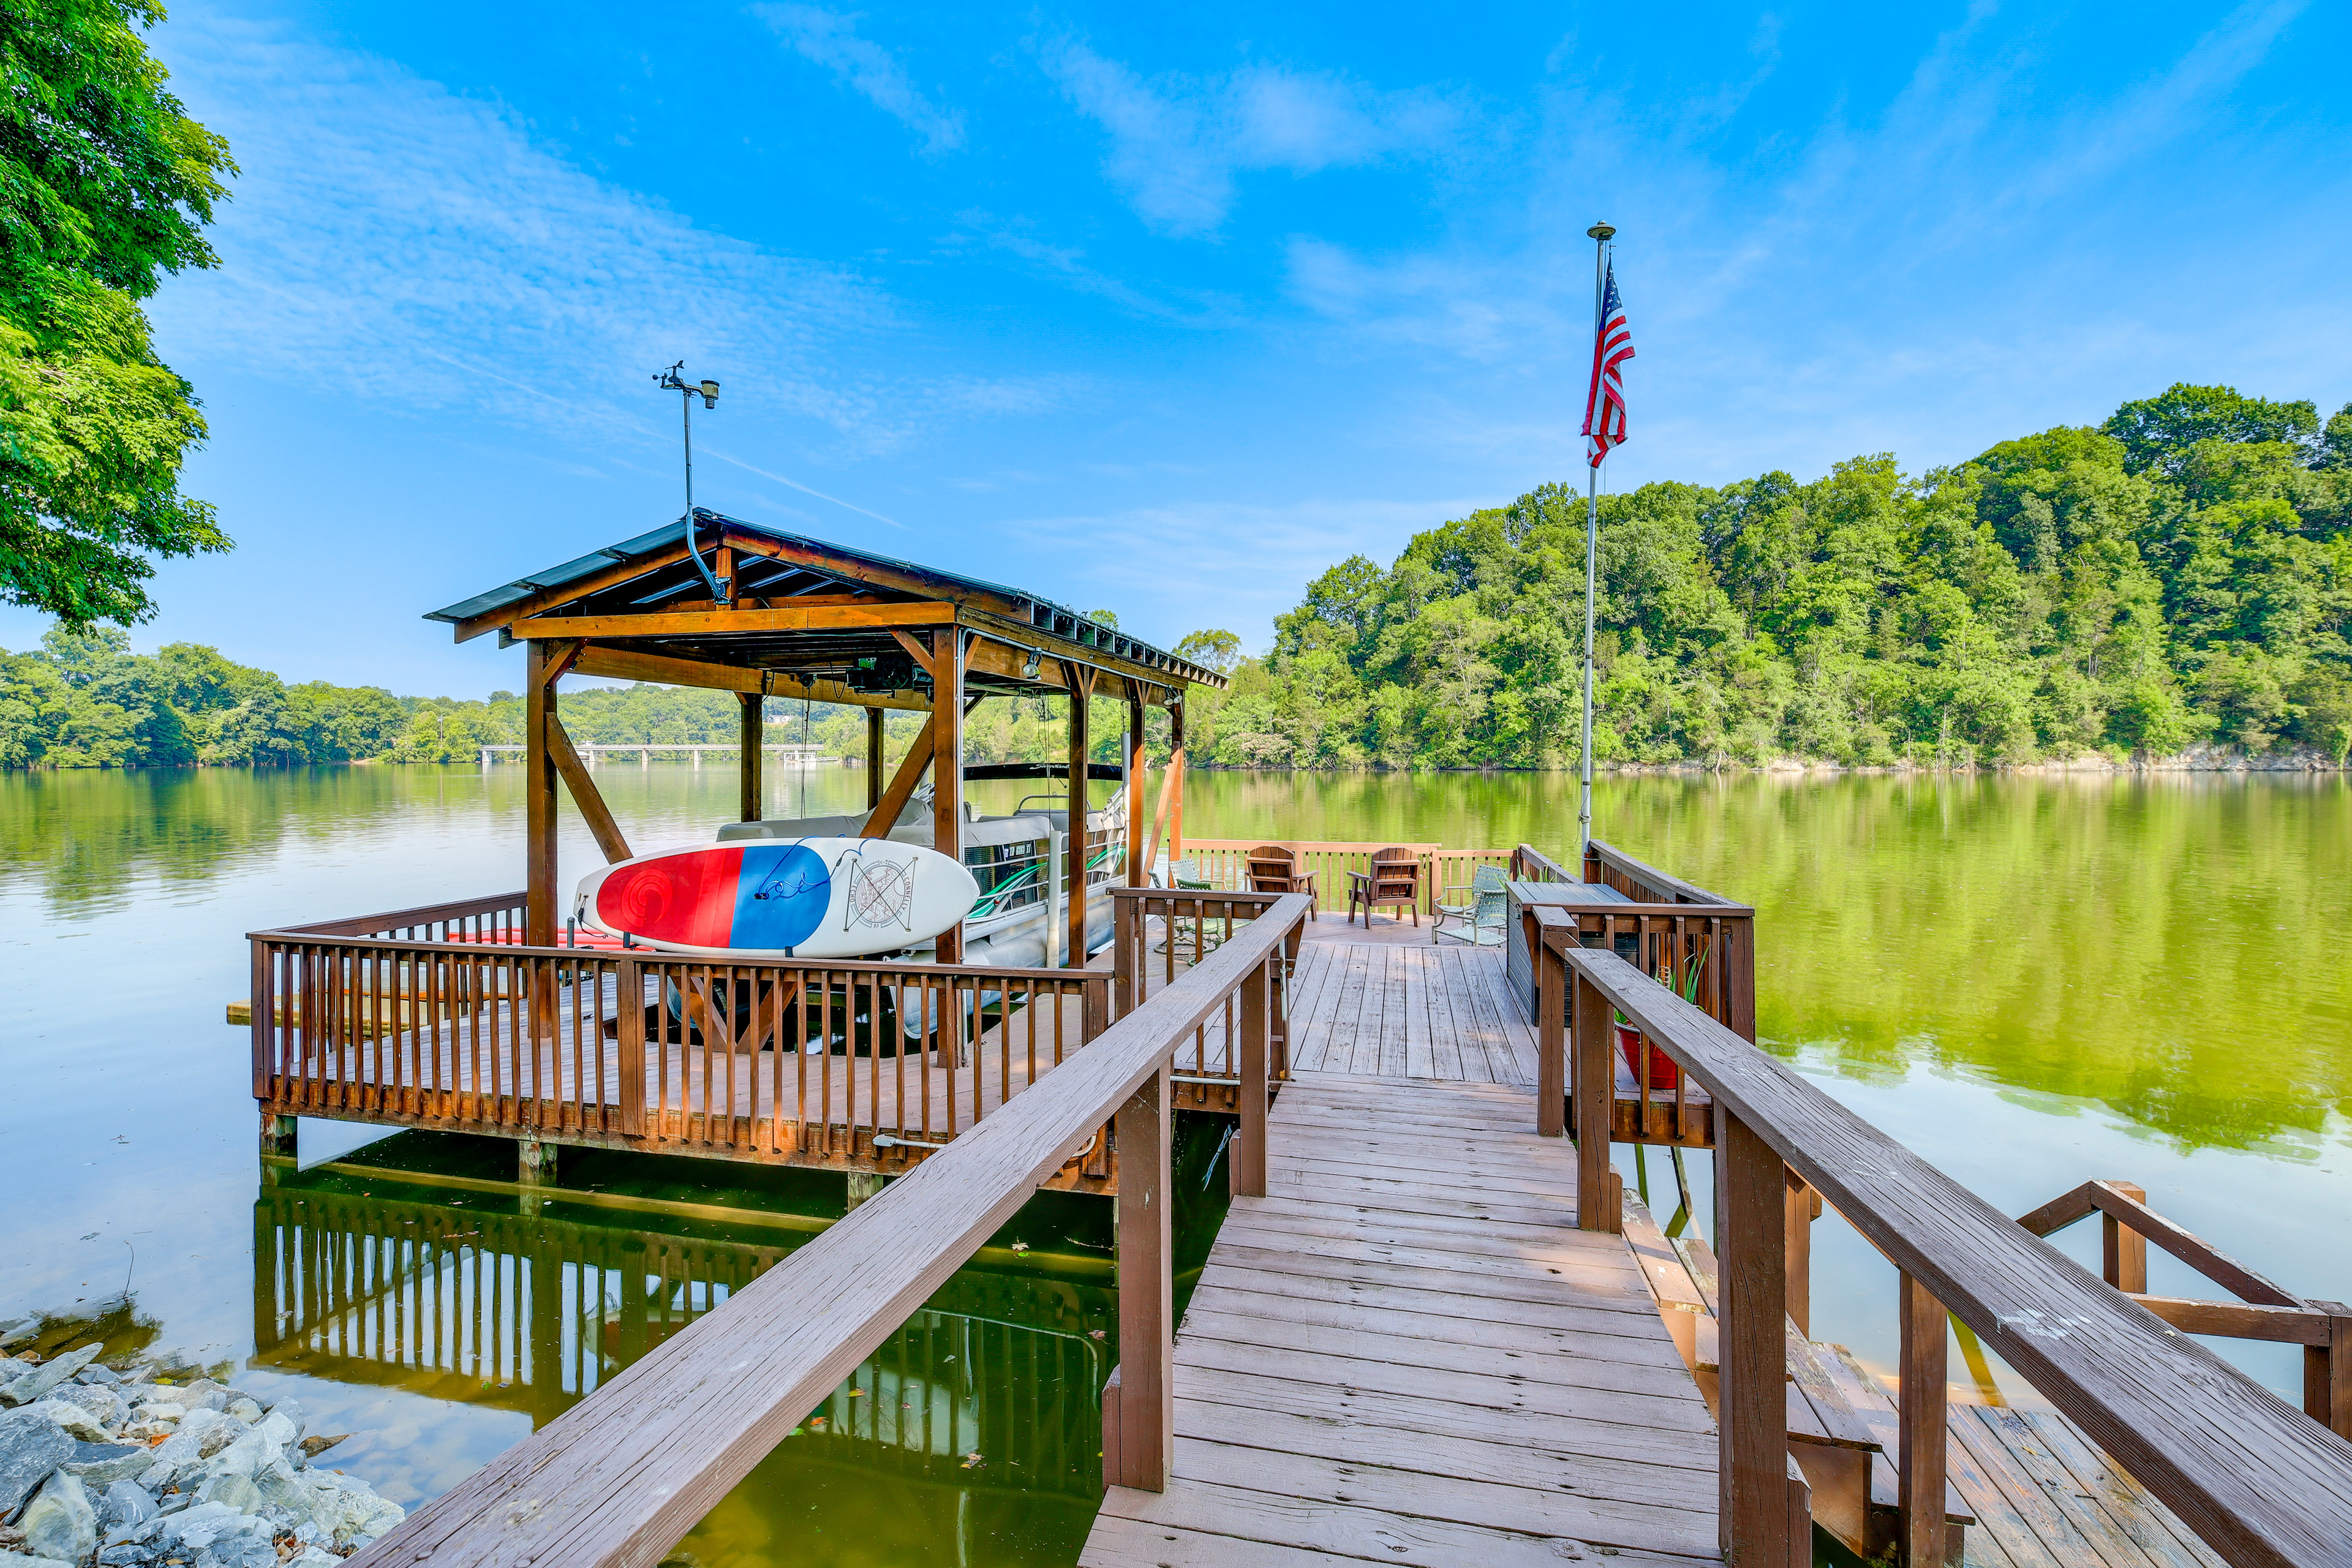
[251,1163,1119,1565]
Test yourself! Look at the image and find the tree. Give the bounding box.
[0,1,235,628]
[1174,628,1241,673]
[2101,384,2320,477]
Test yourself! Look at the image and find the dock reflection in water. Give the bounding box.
[252,1161,1116,1566]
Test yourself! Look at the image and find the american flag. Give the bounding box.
[1581,259,1634,466]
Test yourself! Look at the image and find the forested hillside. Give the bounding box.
[1182,385,2352,769]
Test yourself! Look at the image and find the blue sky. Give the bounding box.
[6,0,2346,694]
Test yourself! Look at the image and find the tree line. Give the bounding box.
[1176,384,2352,769]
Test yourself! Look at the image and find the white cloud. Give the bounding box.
[1036,39,1463,236]
[754,6,965,153]
[146,10,1047,461]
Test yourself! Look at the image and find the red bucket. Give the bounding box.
[1615,1020,1679,1091]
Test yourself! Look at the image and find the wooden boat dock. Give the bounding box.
[244,519,2351,1568]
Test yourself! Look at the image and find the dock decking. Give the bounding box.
[1083,1066,1721,1567]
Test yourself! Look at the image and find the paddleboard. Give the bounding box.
[573,839,978,960]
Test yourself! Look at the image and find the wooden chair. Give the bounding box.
[1346,846,1422,927]
[1245,844,1317,921]
[1433,865,1509,946]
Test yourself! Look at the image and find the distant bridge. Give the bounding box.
[477,743,836,767]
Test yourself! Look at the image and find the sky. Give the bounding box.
[5,0,2347,695]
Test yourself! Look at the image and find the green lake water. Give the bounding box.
[1,763,2346,1561]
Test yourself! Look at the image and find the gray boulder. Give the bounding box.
[223,1396,263,1425]
[0,1551,80,1568]
[0,1408,74,1514]
[99,1477,157,1531]
[0,1345,101,1407]
[21,1398,107,1442]
[0,1316,39,1348]
[194,1470,261,1515]
[75,1365,122,1386]
[56,1382,129,1430]
[141,1408,235,1490]
[64,1441,153,1487]
[18,1472,97,1564]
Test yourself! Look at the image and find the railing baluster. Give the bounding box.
[1899,1271,1950,1567]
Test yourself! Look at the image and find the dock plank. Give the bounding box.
[1080,1065,1718,1567]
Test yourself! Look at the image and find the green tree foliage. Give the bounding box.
[0,0,234,627]
[1178,384,2352,769]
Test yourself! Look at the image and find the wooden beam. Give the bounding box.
[525,641,560,944]
[517,602,956,641]
[1167,703,1185,864]
[888,628,937,680]
[2128,1295,2334,1345]
[545,712,632,864]
[1064,663,1094,970]
[1787,1171,1815,1338]
[451,538,700,643]
[1124,692,1148,887]
[569,643,928,710]
[862,723,935,839]
[932,629,964,964]
[865,709,884,810]
[1898,1272,1950,1568]
[739,694,763,824]
[1110,1061,1171,1490]
[1719,1108,1796,1566]
[958,605,1204,697]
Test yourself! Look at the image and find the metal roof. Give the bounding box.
[424,510,1225,690]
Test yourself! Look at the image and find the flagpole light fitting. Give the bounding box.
[1586,220,1616,241]
[653,360,726,603]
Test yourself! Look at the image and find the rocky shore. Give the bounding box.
[1,1332,402,1568]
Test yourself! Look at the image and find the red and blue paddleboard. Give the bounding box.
[573,839,977,959]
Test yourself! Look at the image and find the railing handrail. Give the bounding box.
[345,891,1313,1568]
[263,890,526,938]
[1507,883,1758,919]
[1513,842,1578,882]
[1550,932,2352,1568]
[246,928,1115,987]
[1586,837,1743,908]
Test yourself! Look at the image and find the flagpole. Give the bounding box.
[1579,219,1615,873]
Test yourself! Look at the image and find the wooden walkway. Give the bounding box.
[1082,1068,1721,1567]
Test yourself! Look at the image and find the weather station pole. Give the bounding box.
[1578,221,1615,870]
[655,362,725,604]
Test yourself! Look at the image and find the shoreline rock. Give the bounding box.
[0,1346,401,1566]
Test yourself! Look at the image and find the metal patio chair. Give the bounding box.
[1433,864,1509,946]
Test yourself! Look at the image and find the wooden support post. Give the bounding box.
[2101,1180,2148,1294]
[932,630,964,964]
[865,708,884,809]
[1167,702,1185,866]
[1573,972,1616,1233]
[524,639,560,946]
[1233,954,1270,1199]
[1787,1170,1815,1338]
[520,1137,557,1186]
[1064,665,1093,970]
[1111,1062,1171,1491]
[1125,692,1148,886]
[2305,1302,2352,1439]
[1898,1272,1950,1568]
[1722,914,1758,1042]
[1537,935,1566,1139]
[844,1172,884,1210]
[1717,1108,1795,1568]
[739,693,763,823]
[260,1110,296,1159]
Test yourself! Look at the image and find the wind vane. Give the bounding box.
[654,361,725,603]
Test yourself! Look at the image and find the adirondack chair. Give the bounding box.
[1245,844,1318,921]
[1346,846,1423,927]
[1433,864,1510,946]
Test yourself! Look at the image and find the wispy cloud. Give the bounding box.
[1035,39,1464,235]
[148,10,1047,464]
[753,6,965,153]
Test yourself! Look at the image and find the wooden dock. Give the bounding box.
[1086,1066,1721,1567]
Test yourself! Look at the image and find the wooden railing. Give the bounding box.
[344,891,1310,1568]
[1174,839,1512,914]
[250,896,1112,1180]
[1106,888,1302,1107]
[2019,1180,2352,1437]
[1534,924,2352,1568]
